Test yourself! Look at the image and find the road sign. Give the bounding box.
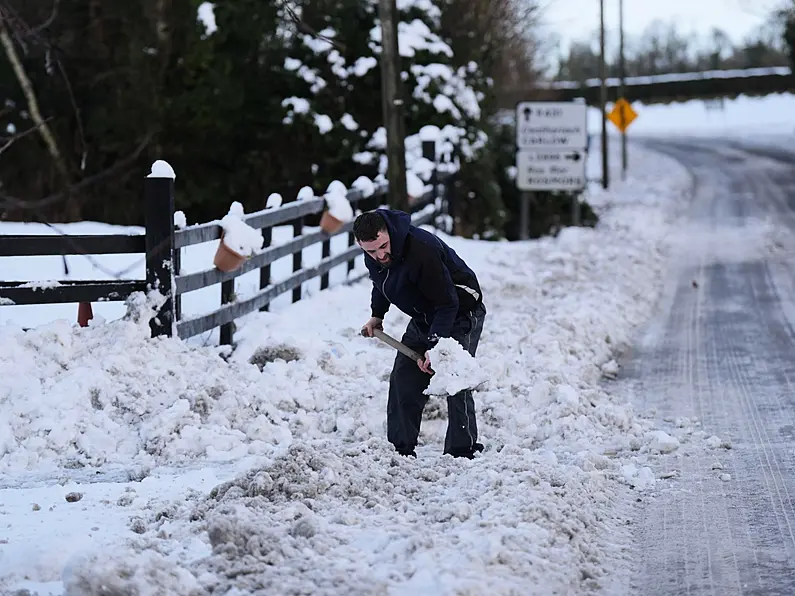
[515,101,588,150]
[515,149,586,191]
[607,98,637,133]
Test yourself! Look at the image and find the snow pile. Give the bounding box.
[63,549,203,596]
[645,430,680,454]
[173,210,187,228]
[0,304,293,474]
[68,439,634,595]
[147,159,176,179]
[196,2,217,37]
[425,337,488,396]
[406,170,426,199]
[29,143,696,593]
[219,202,263,257]
[325,180,354,222]
[352,175,377,198]
[266,192,283,209]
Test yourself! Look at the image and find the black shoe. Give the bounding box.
[449,442,484,459]
[397,449,417,458]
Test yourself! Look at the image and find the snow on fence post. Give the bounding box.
[144,160,177,338]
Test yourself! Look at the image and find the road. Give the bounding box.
[615,137,795,596]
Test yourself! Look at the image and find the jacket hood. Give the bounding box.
[377,209,412,258]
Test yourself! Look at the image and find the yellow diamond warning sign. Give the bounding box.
[607,98,637,133]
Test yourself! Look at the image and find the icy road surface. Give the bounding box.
[617,137,795,595]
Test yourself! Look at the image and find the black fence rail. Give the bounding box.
[0,175,174,321]
[0,137,452,344]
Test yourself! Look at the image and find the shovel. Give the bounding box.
[366,328,488,397]
[363,328,434,374]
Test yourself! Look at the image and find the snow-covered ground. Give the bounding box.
[0,137,693,594]
[588,91,795,139]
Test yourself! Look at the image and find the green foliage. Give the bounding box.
[1,0,591,244]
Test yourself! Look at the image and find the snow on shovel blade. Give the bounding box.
[369,330,487,397]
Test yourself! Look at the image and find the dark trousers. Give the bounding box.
[386,303,486,456]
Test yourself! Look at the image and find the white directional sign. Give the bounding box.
[515,101,588,150]
[515,149,586,191]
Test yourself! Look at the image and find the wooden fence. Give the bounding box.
[0,138,452,344]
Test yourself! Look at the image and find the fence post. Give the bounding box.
[320,216,331,290]
[174,245,182,321]
[421,137,437,229]
[292,217,303,303]
[259,226,273,312]
[445,151,456,235]
[219,279,235,345]
[144,165,177,338]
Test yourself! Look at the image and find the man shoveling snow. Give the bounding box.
[354,209,487,459]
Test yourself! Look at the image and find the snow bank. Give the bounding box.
[0,298,291,474]
[33,142,694,593]
[586,92,795,137]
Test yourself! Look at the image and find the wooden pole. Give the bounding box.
[599,0,609,190]
[378,0,408,210]
[619,0,627,180]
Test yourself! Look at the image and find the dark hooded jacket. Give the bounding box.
[364,209,483,348]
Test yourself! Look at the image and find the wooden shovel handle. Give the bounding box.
[372,329,424,362]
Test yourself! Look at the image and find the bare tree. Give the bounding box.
[0,2,69,183]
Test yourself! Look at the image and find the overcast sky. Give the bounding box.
[540,0,784,52]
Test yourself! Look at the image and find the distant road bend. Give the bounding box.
[616,136,795,596]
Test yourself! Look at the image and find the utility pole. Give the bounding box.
[599,0,609,189]
[377,0,408,210]
[619,0,627,180]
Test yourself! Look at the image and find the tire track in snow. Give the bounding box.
[613,139,795,595]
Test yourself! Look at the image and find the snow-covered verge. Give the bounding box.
[0,142,691,594]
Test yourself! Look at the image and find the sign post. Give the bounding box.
[514,101,588,235]
[607,98,638,182]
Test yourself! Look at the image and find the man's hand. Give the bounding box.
[360,317,383,338]
[417,351,433,374]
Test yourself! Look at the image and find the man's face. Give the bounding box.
[358,230,392,266]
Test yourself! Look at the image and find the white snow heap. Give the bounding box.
[147,160,175,179]
[425,337,489,396]
[419,124,440,142]
[324,181,354,222]
[220,202,263,257]
[406,170,426,199]
[351,176,376,198]
[197,2,217,36]
[266,193,283,209]
[296,186,315,201]
[173,211,187,228]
